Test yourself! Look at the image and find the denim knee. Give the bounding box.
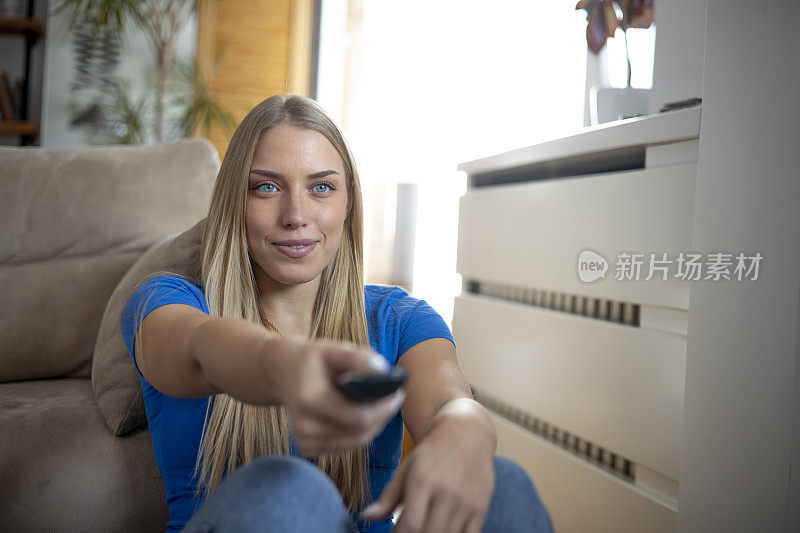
[234,455,340,494]
[184,455,357,533]
[481,456,554,533]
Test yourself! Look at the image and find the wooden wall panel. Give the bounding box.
[197,0,313,158]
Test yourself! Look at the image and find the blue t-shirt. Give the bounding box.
[120,274,455,532]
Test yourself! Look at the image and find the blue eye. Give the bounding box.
[254,183,277,193]
[313,182,335,194]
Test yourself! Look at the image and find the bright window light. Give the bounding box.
[605,26,656,89]
[317,0,590,325]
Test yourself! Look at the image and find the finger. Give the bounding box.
[424,493,459,533]
[293,414,388,450]
[322,343,388,376]
[290,390,404,456]
[464,514,484,533]
[296,413,390,447]
[294,439,357,458]
[448,506,475,533]
[361,461,408,521]
[392,477,434,533]
[295,422,385,456]
[295,424,382,454]
[313,387,405,433]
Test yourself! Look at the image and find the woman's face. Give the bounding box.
[245,122,350,288]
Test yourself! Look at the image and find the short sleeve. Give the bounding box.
[398,296,456,358]
[120,274,208,377]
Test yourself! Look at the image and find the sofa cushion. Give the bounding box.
[93,219,206,436]
[0,140,219,384]
[0,252,141,382]
[0,378,169,532]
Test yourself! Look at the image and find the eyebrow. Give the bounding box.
[249,169,339,180]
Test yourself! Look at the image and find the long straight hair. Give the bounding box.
[194,94,370,512]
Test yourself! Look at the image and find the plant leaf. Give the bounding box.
[585,3,606,54]
[603,1,621,39]
[575,0,597,11]
[627,0,655,29]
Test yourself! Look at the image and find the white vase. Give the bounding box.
[589,86,651,125]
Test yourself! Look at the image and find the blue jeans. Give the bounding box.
[183,455,554,532]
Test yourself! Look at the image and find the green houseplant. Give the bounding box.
[53,0,234,144]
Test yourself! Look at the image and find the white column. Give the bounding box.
[679,1,800,531]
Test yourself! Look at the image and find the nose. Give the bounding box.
[280,189,310,229]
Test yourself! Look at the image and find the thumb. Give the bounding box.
[323,342,389,377]
[360,461,407,521]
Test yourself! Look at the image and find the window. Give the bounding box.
[317,0,589,324]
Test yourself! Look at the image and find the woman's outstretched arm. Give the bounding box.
[362,338,498,532]
[135,303,284,402]
[135,303,404,455]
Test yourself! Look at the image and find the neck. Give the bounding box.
[254,269,321,339]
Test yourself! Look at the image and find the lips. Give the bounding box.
[272,239,318,258]
[273,239,318,246]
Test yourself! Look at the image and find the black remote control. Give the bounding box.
[335,366,407,403]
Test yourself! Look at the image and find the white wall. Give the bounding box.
[41,6,197,148]
[649,0,706,113]
[679,1,800,531]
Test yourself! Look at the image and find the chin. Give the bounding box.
[267,267,324,287]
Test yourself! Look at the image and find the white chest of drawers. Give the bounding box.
[453,107,702,532]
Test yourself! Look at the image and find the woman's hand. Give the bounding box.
[361,403,496,533]
[274,338,406,457]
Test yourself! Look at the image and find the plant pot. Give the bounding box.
[589,86,651,125]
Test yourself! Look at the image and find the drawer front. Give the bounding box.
[493,414,677,533]
[457,165,697,310]
[454,294,685,480]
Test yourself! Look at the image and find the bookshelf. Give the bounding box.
[0,15,43,35]
[0,5,45,146]
[0,119,37,135]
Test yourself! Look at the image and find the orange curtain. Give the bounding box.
[196,0,314,157]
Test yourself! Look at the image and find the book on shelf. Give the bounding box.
[0,70,19,121]
[12,78,22,118]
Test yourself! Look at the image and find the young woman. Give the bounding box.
[121,94,553,533]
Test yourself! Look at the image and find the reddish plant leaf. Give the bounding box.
[578,0,651,54]
[587,3,608,53]
[603,1,621,39]
[621,0,655,29]
[617,0,632,26]
[628,5,655,28]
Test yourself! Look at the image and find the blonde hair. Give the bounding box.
[194,94,370,512]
